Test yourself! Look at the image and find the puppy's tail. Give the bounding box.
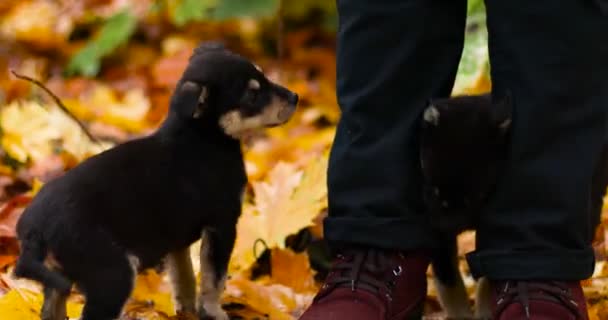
[14,234,72,295]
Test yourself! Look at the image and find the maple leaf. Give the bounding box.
[230,156,328,272]
[63,84,153,133]
[0,100,112,164]
[0,288,83,320]
[224,274,315,320]
[0,268,177,320]
[268,248,318,294]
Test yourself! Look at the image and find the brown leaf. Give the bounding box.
[0,194,32,238]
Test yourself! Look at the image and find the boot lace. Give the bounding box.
[321,249,403,302]
[495,281,584,319]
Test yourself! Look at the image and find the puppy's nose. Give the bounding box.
[288,92,299,105]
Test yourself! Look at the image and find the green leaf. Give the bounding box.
[282,0,336,19]
[171,0,216,26]
[210,0,279,20]
[467,0,485,15]
[452,3,489,95]
[282,0,337,31]
[67,45,102,77]
[66,10,137,77]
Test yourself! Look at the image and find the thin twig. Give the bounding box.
[10,70,101,144]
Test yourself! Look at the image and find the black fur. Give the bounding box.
[14,42,298,320]
[420,93,608,316]
[420,93,512,237]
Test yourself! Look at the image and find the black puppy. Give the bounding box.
[419,93,608,319]
[14,42,299,320]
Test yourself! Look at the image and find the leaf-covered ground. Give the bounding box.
[0,1,607,319]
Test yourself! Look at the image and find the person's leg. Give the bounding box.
[466,1,608,318]
[300,0,466,319]
[326,0,466,253]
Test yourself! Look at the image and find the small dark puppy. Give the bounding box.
[421,93,512,234]
[420,93,511,319]
[419,93,608,319]
[14,42,299,320]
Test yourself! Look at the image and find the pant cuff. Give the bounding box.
[323,216,438,252]
[466,248,595,280]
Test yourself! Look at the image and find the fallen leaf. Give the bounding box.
[269,248,318,294]
[0,1,73,50]
[0,289,83,320]
[224,275,314,320]
[0,99,112,164]
[230,156,327,272]
[0,194,31,238]
[129,270,175,317]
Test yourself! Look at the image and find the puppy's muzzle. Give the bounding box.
[278,92,298,121]
[265,85,299,127]
[287,92,299,106]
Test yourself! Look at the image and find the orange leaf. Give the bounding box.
[269,249,318,294]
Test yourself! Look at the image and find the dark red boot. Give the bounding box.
[299,249,430,320]
[491,280,589,320]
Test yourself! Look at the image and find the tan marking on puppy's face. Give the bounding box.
[218,93,296,138]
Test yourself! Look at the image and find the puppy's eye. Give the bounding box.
[246,79,261,103]
[248,90,258,103]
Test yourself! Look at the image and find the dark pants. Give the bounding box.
[324,0,608,280]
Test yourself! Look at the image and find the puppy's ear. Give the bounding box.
[171,81,209,119]
[491,92,512,133]
[193,41,227,56]
[193,86,208,119]
[423,100,440,126]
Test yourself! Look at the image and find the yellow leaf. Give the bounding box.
[0,100,113,164]
[230,156,328,272]
[0,289,83,320]
[62,98,97,122]
[0,1,73,50]
[224,276,299,320]
[87,85,153,133]
[129,270,175,316]
[237,161,303,270]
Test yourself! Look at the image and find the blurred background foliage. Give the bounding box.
[0,1,549,319]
